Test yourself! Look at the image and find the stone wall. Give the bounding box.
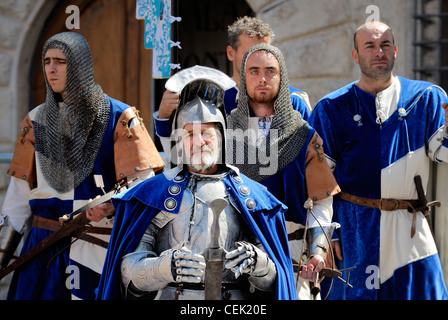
[0,0,58,206]
[247,0,415,106]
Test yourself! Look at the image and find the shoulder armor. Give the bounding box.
[305,132,340,201]
[8,114,36,188]
[114,106,165,181]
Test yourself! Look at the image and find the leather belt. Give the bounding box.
[32,215,111,248]
[338,192,421,212]
[288,228,305,241]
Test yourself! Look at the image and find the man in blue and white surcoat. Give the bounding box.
[309,21,448,300]
[0,32,164,300]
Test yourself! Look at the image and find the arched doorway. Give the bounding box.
[32,0,153,127]
[31,0,254,143]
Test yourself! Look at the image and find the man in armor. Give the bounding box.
[0,32,164,300]
[96,67,297,300]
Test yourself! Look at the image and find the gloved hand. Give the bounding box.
[172,246,206,283]
[224,241,276,292]
[121,245,205,293]
[224,241,269,278]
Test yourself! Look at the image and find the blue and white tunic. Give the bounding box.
[309,76,448,300]
[4,97,163,300]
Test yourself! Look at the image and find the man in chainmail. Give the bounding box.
[0,32,164,300]
[227,43,340,299]
[96,69,296,300]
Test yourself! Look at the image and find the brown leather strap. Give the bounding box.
[73,232,109,249]
[32,215,111,245]
[288,228,305,241]
[338,192,421,212]
[32,215,61,232]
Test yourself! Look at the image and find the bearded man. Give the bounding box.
[96,68,297,300]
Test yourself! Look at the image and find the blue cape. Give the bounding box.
[96,166,297,300]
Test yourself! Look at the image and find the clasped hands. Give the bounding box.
[170,242,266,284]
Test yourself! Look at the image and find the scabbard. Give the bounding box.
[204,247,225,300]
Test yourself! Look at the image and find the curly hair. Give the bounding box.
[227,16,275,51]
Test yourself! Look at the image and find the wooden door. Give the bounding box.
[32,0,153,129]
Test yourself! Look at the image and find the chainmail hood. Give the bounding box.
[227,43,309,182]
[34,32,110,193]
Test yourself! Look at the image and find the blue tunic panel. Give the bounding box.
[7,97,131,300]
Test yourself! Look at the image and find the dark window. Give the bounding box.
[414,0,448,91]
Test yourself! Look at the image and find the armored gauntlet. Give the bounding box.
[225,241,276,292]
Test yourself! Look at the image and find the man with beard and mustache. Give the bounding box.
[96,70,297,300]
[153,16,312,157]
[226,43,341,300]
[309,21,448,300]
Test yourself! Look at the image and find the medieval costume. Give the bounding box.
[97,70,297,300]
[226,44,340,299]
[309,76,448,299]
[0,32,164,300]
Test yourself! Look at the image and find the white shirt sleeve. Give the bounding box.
[1,177,32,233]
[306,196,333,229]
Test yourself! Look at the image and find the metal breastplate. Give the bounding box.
[156,171,251,283]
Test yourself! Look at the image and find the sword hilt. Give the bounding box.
[208,198,228,249]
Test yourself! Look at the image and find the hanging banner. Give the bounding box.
[138,0,181,78]
[152,0,172,78]
[136,0,150,20]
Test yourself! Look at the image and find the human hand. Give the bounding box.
[158,90,179,118]
[85,196,115,222]
[299,255,325,283]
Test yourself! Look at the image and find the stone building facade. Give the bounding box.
[0,0,447,294]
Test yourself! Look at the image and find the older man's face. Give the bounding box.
[182,122,222,174]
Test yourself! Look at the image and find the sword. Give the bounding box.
[0,181,126,281]
[203,198,228,300]
[411,175,441,238]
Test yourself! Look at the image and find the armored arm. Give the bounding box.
[121,220,205,298]
[225,241,276,292]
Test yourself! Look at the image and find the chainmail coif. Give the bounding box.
[34,32,110,193]
[227,43,309,182]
